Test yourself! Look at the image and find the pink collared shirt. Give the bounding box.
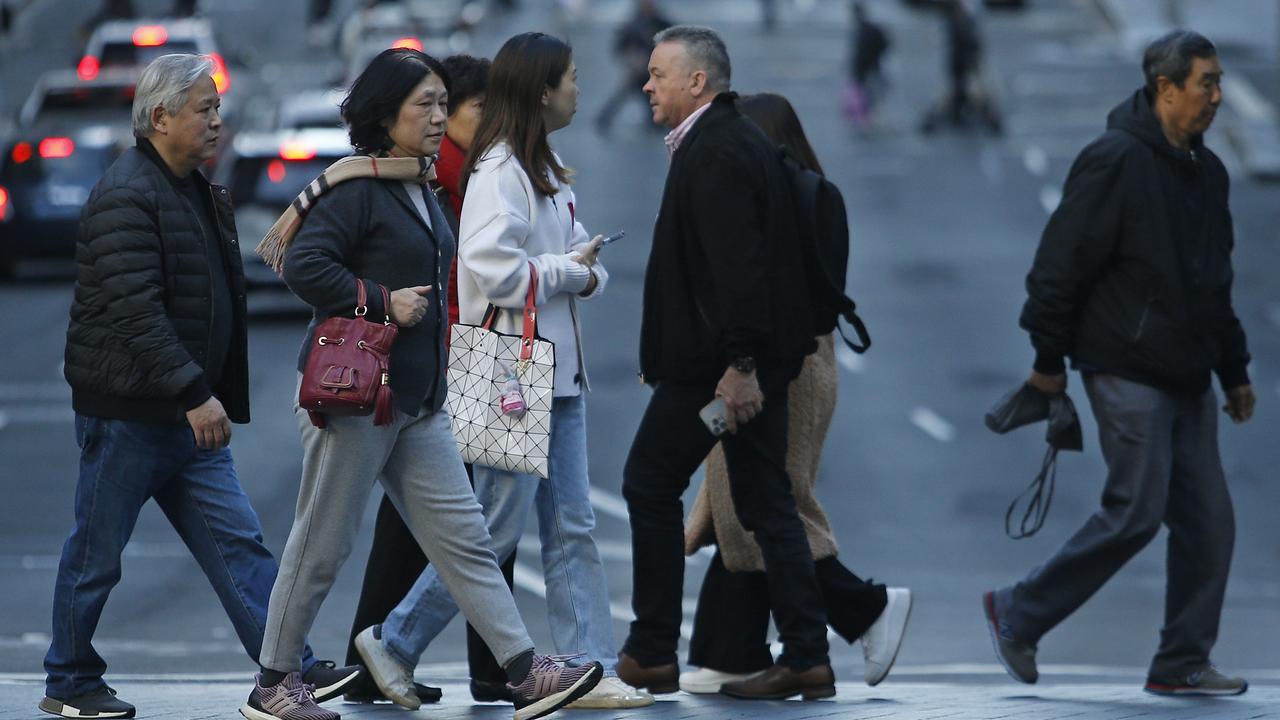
[664,101,714,158]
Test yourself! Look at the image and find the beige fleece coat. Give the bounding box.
[684,334,840,572]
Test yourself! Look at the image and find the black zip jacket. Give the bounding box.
[640,93,816,385]
[1020,88,1250,394]
[65,138,250,424]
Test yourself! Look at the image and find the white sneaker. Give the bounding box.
[354,625,420,710]
[862,587,912,686]
[565,676,654,709]
[678,667,757,695]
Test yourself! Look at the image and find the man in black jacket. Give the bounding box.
[616,25,833,701]
[43,55,356,720]
[984,31,1253,697]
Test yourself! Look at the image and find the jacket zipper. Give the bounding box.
[1133,298,1153,343]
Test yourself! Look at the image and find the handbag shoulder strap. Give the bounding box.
[520,263,538,361]
[355,278,368,317]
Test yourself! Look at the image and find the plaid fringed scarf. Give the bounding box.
[255,154,437,272]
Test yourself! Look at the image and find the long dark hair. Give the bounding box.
[736,93,825,177]
[461,33,573,197]
[342,48,451,155]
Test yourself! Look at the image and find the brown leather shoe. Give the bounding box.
[616,652,679,694]
[720,664,836,701]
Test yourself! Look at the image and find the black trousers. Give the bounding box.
[344,475,515,691]
[621,377,830,670]
[688,551,888,673]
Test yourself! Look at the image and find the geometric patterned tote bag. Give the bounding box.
[446,264,555,478]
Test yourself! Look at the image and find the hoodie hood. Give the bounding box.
[1106,88,1204,161]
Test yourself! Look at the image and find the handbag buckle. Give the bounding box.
[320,365,356,389]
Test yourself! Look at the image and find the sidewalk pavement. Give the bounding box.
[1094,0,1280,180]
[2,675,1278,720]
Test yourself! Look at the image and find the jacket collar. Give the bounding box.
[670,92,739,163]
[1107,87,1205,163]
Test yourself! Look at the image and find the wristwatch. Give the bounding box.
[732,356,757,374]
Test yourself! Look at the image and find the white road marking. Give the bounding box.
[1039,185,1063,214]
[513,560,639,630]
[835,343,865,374]
[0,405,73,428]
[910,407,955,443]
[1022,146,1049,176]
[587,487,629,522]
[1222,75,1277,124]
[0,382,69,400]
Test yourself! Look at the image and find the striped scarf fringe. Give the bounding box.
[255,155,437,272]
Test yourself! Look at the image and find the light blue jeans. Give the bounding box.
[383,394,618,674]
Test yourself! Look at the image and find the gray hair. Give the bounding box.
[132,54,216,138]
[654,25,731,92]
[1142,30,1216,96]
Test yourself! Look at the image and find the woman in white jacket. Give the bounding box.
[366,33,652,710]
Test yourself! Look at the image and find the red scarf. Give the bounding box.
[435,135,465,217]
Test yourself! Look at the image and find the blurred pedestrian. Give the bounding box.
[339,53,511,707]
[594,0,671,135]
[842,2,889,128]
[679,92,912,695]
[358,33,651,711]
[618,25,835,701]
[920,0,1002,134]
[44,53,358,720]
[986,30,1253,697]
[249,47,603,720]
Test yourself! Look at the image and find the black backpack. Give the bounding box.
[780,149,871,354]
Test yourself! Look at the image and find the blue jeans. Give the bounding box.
[44,415,316,699]
[383,394,617,673]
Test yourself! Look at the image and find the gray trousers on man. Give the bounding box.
[996,373,1235,680]
[259,399,534,672]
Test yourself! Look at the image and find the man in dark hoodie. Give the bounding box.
[46,54,358,719]
[983,31,1253,697]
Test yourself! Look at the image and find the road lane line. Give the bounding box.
[1039,185,1062,214]
[587,487,629,521]
[835,343,865,374]
[0,382,69,400]
[910,407,955,443]
[1022,146,1048,176]
[0,405,73,426]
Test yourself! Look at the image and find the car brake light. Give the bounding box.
[39,137,75,159]
[77,55,100,81]
[267,160,287,183]
[209,52,230,94]
[391,37,423,51]
[0,186,9,221]
[279,141,316,161]
[133,25,169,47]
[11,142,33,164]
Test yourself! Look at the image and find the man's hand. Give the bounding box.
[389,285,433,327]
[715,367,764,434]
[1223,384,1256,424]
[571,236,604,268]
[1028,370,1067,395]
[187,396,231,449]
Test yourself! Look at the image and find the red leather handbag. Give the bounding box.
[299,280,399,428]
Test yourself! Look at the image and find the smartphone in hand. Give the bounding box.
[600,231,626,246]
[699,396,729,437]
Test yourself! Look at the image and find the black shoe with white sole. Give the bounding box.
[302,661,364,704]
[39,686,135,719]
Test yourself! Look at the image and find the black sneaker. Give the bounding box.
[343,682,442,704]
[471,678,514,703]
[39,686,135,719]
[302,661,363,704]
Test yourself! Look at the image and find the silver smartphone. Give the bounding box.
[699,396,729,437]
[600,231,626,246]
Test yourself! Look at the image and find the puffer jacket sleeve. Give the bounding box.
[86,186,207,405]
[1019,138,1127,373]
[459,155,590,309]
[282,180,388,321]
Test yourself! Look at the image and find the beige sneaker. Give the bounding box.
[566,676,654,709]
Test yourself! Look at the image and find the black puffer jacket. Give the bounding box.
[1020,88,1249,394]
[64,139,249,424]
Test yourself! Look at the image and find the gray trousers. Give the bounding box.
[259,398,535,672]
[999,373,1235,680]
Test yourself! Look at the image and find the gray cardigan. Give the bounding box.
[283,176,453,417]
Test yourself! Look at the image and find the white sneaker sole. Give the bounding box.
[566,693,655,709]
[864,588,913,687]
[355,628,420,710]
[514,664,604,720]
[309,668,362,704]
[38,698,133,719]
[238,704,275,720]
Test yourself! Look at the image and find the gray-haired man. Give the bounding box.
[985,30,1252,697]
[42,54,358,719]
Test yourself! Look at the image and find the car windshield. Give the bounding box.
[100,40,200,69]
[230,156,345,207]
[32,85,135,126]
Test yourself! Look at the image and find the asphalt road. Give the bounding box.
[1,0,1277,695]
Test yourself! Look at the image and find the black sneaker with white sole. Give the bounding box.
[39,686,135,719]
[301,660,364,703]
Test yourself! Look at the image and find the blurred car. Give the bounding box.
[77,18,231,94]
[275,87,344,131]
[214,128,352,295]
[0,71,136,277]
[339,0,484,80]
